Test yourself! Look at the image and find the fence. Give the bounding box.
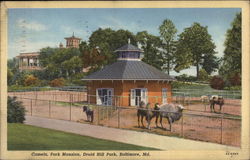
[172,89,241,99]
[8,90,241,147]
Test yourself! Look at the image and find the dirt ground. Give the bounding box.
[8,91,241,147]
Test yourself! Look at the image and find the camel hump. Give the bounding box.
[159,103,176,112]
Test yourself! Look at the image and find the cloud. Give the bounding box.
[17,19,47,31]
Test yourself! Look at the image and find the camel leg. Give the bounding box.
[155,115,158,128]
[91,114,94,123]
[167,118,172,131]
[141,116,144,128]
[210,103,213,112]
[219,104,222,112]
[147,117,151,130]
[160,116,163,129]
[137,115,140,127]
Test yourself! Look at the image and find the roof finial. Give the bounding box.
[128,38,131,44]
[73,32,74,37]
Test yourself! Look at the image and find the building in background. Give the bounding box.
[16,33,81,71]
[64,33,81,48]
[82,43,175,107]
[17,52,42,71]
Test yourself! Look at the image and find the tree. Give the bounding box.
[159,19,177,74]
[7,69,14,86]
[81,28,137,71]
[219,12,241,82]
[198,69,209,81]
[175,23,217,78]
[39,47,82,80]
[8,96,26,123]
[136,31,163,70]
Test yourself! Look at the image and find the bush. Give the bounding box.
[49,78,65,87]
[8,96,26,123]
[175,74,197,82]
[210,76,225,90]
[24,75,40,86]
[198,69,209,81]
[229,72,241,86]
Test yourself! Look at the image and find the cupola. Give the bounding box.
[114,39,143,61]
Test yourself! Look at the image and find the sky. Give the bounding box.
[8,8,241,76]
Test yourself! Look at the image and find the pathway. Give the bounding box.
[25,116,238,150]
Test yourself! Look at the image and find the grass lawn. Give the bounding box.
[8,123,158,150]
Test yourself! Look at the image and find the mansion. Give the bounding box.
[17,33,81,71]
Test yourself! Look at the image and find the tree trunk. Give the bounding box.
[167,59,170,75]
[196,63,199,79]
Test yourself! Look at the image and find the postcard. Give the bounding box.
[0,1,249,160]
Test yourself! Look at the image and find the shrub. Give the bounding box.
[210,76,225,90]
[7,96,26,123]
[175,74,197,82]
[198,69,209,81]
[229,72,241,86]
[49,78,65,87]
[24,75,40,86]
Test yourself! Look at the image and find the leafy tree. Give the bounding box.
[198,69,209,81]
[159,19,177,74]
[175,22,217,78]
[81,28,137,72]
[8,58,19,73]
[80,41,107,71]
[7,69,14,85]
[229,72,241,86]
[8,96,26,123]
[136,31,163,70]
[39,47,82,80]
[219,12,241,82]
[202,54,220,75]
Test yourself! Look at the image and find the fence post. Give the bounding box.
[30,99,32,116]
[220,114,223,144]
[88,95,90,104]
[97,106,100,125]
[118,107,120,128]
[70,94,72,121]
[181,114,184,137]
[49,100,51,118]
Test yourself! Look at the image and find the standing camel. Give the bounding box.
[155,103,184,132]
[137,101,159,129]
[209,95,224,112]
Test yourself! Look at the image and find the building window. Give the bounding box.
[130,88,147,106]
[96,88,114,106]
[162,88,167,104]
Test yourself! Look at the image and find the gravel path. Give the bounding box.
[24,116,238,150]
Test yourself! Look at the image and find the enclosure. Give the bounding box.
[8,88,241,147]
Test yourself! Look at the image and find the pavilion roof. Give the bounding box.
[82,60,175,81]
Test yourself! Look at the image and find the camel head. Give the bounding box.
[83,106,88,112]
[154,103,160,110]
[139,101,146,108]
[177,104,185,111]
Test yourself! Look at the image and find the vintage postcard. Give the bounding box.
[0,1,249,160]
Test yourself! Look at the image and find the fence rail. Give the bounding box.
[8,91,241,147]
